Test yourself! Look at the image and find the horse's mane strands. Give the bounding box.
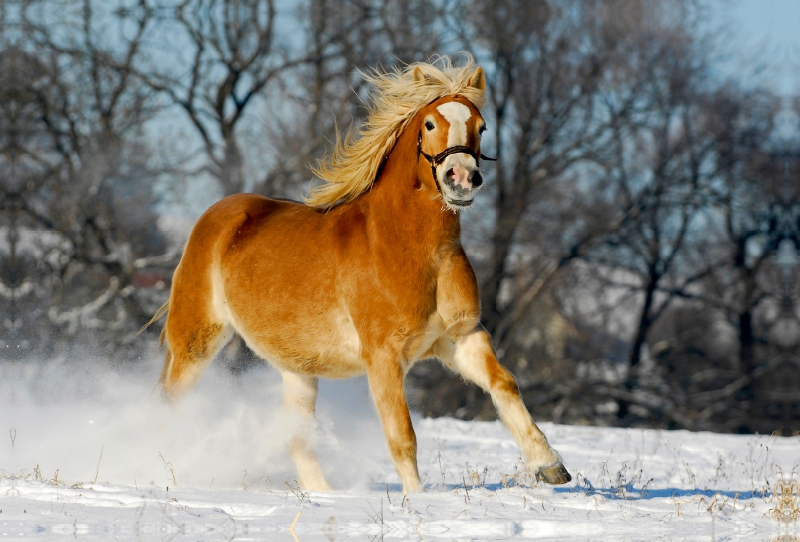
[306,54,486,207]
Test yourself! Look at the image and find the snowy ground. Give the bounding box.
[1,358,799,541]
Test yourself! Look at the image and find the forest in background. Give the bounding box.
[1,0,798,435]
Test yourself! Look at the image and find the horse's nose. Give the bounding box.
[450,162,472,189]
[471,170,483,188]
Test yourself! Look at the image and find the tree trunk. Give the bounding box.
[221,134,245,196]
[737,309,757,431]
[481,211,517,338]
[734,233,758,430]
[738,311,755,394]
[618,270,659,420]
[629,272,659,370]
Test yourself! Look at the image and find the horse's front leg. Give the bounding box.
[434,325,571,485]
[366,356,421,494]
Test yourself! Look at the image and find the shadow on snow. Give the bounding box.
[370,482,766,501]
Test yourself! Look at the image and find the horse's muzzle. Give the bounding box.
[440,158,482,208]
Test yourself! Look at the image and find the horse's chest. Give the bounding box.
[342,245,476,362]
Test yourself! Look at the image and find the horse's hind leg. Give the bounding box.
[160,305,233,399]
[434,326,571,485]
[281,371,332,491]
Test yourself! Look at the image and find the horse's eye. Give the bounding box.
[425,121,435,131]
[479,125,486,135]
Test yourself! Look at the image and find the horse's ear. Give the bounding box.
[413,67,426,84]
[468,67,485,91]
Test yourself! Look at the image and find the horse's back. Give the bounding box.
[193,193,302,239]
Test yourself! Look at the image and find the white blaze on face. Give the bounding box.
[436,102,472,147]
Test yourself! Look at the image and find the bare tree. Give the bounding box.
[672,89,797,432]
[452,1,686,349]
[408,0,705,419]
[0,0,172,356]
[136,0,331,197]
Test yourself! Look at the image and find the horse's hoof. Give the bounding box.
[535,463,571,485]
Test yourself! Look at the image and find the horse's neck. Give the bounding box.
[363,127,460,250]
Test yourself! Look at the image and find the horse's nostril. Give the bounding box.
[472,170,483,188]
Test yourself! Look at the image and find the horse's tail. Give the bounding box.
[140,299,170,346]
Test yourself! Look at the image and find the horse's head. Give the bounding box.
[415,67,488,210]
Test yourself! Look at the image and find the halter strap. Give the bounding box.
[417,133,496,194]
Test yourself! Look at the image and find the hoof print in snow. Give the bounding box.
[536,463,571,485]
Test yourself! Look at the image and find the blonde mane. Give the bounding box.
[306,55,486,207]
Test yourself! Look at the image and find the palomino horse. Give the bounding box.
[153,57,571,493]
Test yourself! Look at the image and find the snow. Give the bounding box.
[1,359,799,540]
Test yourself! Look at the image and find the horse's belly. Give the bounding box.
[266,346,365,378]
[237,307,365,378]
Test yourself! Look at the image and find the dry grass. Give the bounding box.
[769,468,800,524]
[284,480,311,504]
[239,469,271,491]
[157,451,178,487]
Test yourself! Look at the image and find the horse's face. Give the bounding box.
[418,95,487,209]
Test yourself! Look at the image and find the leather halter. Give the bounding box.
[417,132,496,194]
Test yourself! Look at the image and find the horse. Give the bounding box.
[151,56,571,493]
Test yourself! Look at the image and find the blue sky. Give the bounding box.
[717,0,800,94]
